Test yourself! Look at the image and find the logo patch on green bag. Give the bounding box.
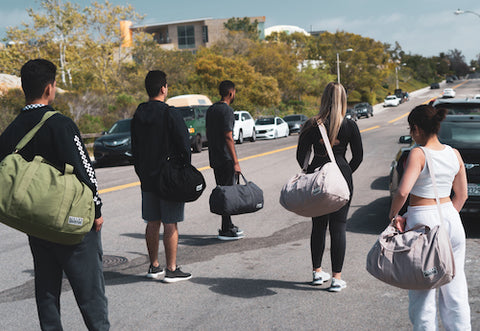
[68,216,84,226]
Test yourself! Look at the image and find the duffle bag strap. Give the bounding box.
[14,111,58,153]
[318,123,336,163]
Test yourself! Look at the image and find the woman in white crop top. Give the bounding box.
[388,104,470,331]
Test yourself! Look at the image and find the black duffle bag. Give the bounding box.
[155,156,206,202]
[209,173,263,215]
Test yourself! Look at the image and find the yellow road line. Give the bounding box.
[360,125,380,132]
[99,145,298,194]
[388,112,410,123]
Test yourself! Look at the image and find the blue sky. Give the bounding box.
[1,0,479,62]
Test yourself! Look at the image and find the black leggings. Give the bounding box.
[310,200,350,273]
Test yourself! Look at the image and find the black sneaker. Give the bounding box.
[231,225,244,235]
[163,267,192,283]
[146,264,165,279]
[217,229,245,241]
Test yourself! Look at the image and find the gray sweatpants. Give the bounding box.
[406,202,471,331]
[29,229,110,331]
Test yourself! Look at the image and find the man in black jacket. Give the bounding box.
[0,59,109,330]
[131,70,192,282]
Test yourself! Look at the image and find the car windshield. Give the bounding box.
[256,118,274,125]
[386,96,396,100]
[354,103,366,108]
[435,103,480,115]
[177,107,195,120]
[439,121,480,147]
[108,120,131,134]
[284,115,300,121]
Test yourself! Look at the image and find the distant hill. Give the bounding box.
[0,73,66,96]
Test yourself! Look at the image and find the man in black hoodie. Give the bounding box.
[0,59,109,330]
[131,70,192,282]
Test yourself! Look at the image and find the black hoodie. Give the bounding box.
[131,100,191,192]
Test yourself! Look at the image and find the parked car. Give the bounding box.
[167,94,211,153]
[430,82,440,89]
[432,98,480,115]
[283,114,308,134]
[473,94,480,100]
[442,88,456,98]
[345,108,358,121]
[354,102,373,118]
[389,113,480,216]
[93,118,132,166]
[383,95,401,107]
[233,110,256,144]
[255,116,289,139]
[446,76,454,83]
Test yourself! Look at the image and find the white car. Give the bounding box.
[233,111,256,144]
[443,88,456,98]
[255,117,289,139]
[384,95,401,107]
[474,94,480,100]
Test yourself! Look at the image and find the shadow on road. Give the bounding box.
[370,175,390,191]
[347,197,390,235]
[190,277,318,298]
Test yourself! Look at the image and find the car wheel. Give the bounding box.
[237,130,244,144]
[193,134,202,153]
[250,129,256,142]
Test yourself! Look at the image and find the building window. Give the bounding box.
[202,26,208,43]
[178,25,195,49]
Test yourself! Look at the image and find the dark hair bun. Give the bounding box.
[435,108,447,122]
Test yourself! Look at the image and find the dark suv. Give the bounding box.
[354,102,373,118]
[389,100,480,215]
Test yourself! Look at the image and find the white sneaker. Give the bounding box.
[312,270,331,285]
[329,278,347,292]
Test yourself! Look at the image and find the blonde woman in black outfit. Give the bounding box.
[296,82,363,292]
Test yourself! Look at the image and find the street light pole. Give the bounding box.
[336,48,353,85]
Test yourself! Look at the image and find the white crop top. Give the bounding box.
[410,145,459,199]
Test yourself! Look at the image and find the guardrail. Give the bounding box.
[81,133,103,148]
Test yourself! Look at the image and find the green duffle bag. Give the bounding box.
[0,111,95,245]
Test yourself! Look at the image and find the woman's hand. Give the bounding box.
[391,215,407,232]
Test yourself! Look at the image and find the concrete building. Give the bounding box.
[130,16,265,51]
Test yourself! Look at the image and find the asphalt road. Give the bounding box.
[1,80,479,330]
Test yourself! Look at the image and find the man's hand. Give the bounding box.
[94,216,104,232]
[234,162,241,174]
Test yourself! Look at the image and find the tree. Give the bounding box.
[27,0,86,87]
[446,49,469,77]
[194,49,281,112]
[81,1,143,94]
[224,17,260,41]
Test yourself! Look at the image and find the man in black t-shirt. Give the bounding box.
[206,80,245,240]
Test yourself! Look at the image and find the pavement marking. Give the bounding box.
[388,112,409,123]
[99,145,298,194]
[360,125,380,132]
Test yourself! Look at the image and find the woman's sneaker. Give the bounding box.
[146,264,165,279]
[312,270,331,285]
[163,267,192,283]
[328,278,347,292]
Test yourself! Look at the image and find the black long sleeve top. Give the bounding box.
[131,100,191,192]
[0,105,103,218]
[296,118,363,189]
